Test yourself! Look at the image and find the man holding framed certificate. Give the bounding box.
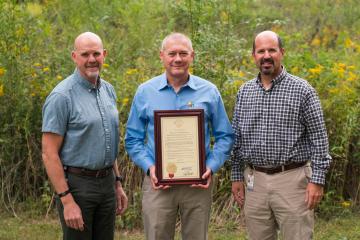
[125,33,234,240]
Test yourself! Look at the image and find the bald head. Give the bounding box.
[74,32,103,51]
[252,31,283,54]
[71,32,106,83]
[161,33,193,51]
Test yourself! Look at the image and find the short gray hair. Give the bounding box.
[160,33,193,51]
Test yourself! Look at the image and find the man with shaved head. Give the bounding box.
[230,30,332,239]
[42,32,128,240]
[125,32,234,239]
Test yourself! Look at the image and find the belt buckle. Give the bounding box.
[95,170,101,178]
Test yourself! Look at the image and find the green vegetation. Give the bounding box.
[0,0,360,230]
[1,211,360,239]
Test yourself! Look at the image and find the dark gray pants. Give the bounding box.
[56,172,116,240]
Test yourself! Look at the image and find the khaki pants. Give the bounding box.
[142,176,212,240]
[244,165,314,240]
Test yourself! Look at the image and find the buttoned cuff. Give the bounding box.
[310,167,326,185]
[231,165,244,182]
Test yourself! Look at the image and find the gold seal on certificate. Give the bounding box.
[154,109,206,185]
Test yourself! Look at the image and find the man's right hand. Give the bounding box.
[232,181,245,208]
[62,195,84,231]
[149,165,170,190]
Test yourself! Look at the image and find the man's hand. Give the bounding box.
[191,167,212,189]
[62,195,84,231]
[149,165,170,190]
[115,185,128,215]
[232,181,245,208]
[305,182,324,210]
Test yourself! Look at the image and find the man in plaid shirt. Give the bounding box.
[231,30,331,240]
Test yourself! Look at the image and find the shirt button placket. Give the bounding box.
[97,89,112,166]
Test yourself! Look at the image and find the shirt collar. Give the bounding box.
[157,72,198,91]
[256,66,287,89]
[74,68,102,91]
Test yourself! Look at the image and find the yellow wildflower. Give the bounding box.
[220,11,229,23]
[332,63,345,77]
[122,98,129,106]
[15,27,25,38]
[234,80,244,88]
[344,38,354,48]
[34,63,42,67]
[0,85,3,96]
[56,75,63,80]
[237,70,245,78]
[337,63,346,69]
[291,66,299,74]
[309,65,324,75]
[27,3,43,17]
[22,45,30,53]
[311,37,321,47]
[341,85,354,95]
[341,201,351,208]
[189,67,193,74]
[347,72,357,82]
[329,88,339,95]
[126,68,138,75]
[103,63,109,68]
[0,67,5,77]
[356,44,360,53]
[43,67,50,72]
[229,70,245,78]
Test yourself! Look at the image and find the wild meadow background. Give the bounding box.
[1,0,360,234]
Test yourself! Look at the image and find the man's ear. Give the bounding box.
[71,51,76,62]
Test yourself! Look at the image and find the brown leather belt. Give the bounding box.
[249,162,307,175]
[64,166,113,178]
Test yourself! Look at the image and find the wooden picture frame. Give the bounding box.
[154,109,206,185]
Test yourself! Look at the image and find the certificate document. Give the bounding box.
[154,109,206,185]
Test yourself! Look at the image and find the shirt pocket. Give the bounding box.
[191,100,210,119]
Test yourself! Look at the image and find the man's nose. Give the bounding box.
[88,54,96,62]
[174,53,182,61]
[263,50,271,58]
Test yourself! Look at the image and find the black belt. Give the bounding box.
[64,166,113,178]
[249,162,307,175]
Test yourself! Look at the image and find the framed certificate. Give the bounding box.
[154,109,206,185]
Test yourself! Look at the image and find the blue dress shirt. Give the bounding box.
[42,69,119,170]
[125,73,234,173]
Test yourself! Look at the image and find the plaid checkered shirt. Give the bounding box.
[230,67,331,185]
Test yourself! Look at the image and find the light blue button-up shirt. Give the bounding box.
[42,69,119,170]
[125,73,234,173]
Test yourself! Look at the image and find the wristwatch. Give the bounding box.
[115,175,123,183]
